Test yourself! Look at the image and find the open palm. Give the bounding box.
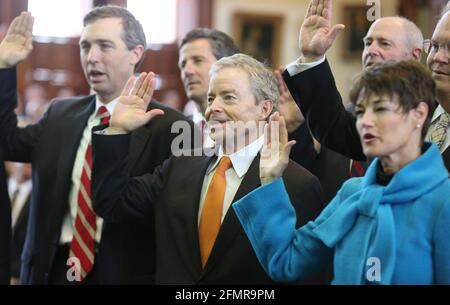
[0,12,34,68]
[110,72,164,133]
[299,0,345,61]
[260,112,296,185]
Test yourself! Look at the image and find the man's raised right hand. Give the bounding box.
[299,0,345,62]
[0,12,34,68]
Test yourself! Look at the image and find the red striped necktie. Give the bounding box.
[69,105,110,281]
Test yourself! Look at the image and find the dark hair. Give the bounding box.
[83,5,146,71]
[349,60,437,140]
[179,28,239,60]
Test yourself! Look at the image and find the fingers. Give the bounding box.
[278,114,289,144]
[326,24,345,43]
[144,109,165,124]
[283,140,296,158]
[121,76,136,96]
[264,122,270,149]
[16,12,30,35]
[270,112,279,149]
[323,0,332,20]
[129,72,147,96]
[310,0,319,16]
[316,0,324,16]
[7,15,21,35]
[141,72,156,103]
[25,13,34,36]
[305,0,314,18]
[136,72,150,98]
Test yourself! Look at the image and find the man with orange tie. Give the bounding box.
[92,54,326,284]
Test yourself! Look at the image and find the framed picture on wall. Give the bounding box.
[233,13,283,68]
[342,6,373,59]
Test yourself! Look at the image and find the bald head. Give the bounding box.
[362,17,423,69]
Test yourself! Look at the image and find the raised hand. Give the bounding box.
[109,72,164,134]
[274,68,304,133]
[299,0,345,62]
[0,12,34,68]
[260,112,296,185]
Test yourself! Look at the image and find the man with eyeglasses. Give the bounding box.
[423,9,450,167]
[281,0,450,171]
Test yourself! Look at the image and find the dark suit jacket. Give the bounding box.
[310,147,349,203]
[289,124,350,204]
[10,192,30,278]
[91,134,327,284]
[0,67,197,284]
[0,149,11,284]
[282,60,450,170]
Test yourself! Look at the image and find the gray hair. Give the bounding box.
[210,53,279,114]
[180,28,240,60]
[83,5,146,70]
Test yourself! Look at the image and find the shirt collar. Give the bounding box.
[94,96,119,118]
[191,104,205,126]
[431,104,446,123]
[208,136,264,178]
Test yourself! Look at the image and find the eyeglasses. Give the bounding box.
[423,39,450,54]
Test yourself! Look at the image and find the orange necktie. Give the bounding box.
[198,156,232,268]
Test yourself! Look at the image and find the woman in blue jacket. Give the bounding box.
[233,60,450,284]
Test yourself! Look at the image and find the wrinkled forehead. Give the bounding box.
[365,18,406,43]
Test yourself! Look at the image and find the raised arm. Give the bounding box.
[91,72,167,222]
[282,0,365,160]
[91,132,169,224]
[283,61,365,160]
[299,0,345,62]
[233,178,335,282]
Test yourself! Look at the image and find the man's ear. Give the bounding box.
[260,99,274,121]
[412,47,422,61]
[130,44,145,66]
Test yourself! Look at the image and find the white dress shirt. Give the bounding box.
[60,97,119,244]
[8,178,32,228]
[197,136,265,224]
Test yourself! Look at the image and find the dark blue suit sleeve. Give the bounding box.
[91,133,168,224]
[282,60,366,161]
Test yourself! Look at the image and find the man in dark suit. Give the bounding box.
[92,54,326,284]
[0,7,196,284]
[281,0,441,168]
[0,149,11,284]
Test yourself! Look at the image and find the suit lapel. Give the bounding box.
[170,155,215,278]
[201,155,261,274]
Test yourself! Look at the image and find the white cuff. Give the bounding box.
[286,56,326,76]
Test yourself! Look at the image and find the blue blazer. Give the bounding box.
[234,143,450,284]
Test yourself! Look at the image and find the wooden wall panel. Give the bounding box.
[1,0,212,111]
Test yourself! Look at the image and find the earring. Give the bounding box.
[416,124,421,129]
